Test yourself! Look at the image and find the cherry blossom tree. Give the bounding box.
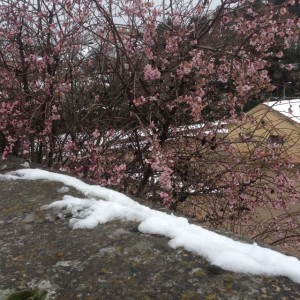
[0,0,299,250]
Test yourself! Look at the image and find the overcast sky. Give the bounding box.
[154,0,221,10]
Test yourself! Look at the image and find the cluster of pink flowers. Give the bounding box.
[143,64,161,80]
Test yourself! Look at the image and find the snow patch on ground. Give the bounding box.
[2,168,300,284]
[57,186,70,193]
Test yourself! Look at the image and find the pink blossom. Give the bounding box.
[92,129,100,138]
[144,64,161,80]
[133,96,147,106]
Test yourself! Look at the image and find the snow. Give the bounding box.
[20,161,30,168]
[266,99,300,123]
[57,186,70,194]
[1,168,300,283]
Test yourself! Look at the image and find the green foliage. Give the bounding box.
[269,38,300,98]
[6,289,47,300]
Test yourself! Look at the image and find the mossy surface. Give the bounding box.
[6,289,47,300]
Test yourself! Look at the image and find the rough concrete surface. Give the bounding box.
[0,156,300,299]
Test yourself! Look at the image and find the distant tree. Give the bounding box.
[266,0,300,98]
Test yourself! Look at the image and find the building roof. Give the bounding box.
[265,99,300,124]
